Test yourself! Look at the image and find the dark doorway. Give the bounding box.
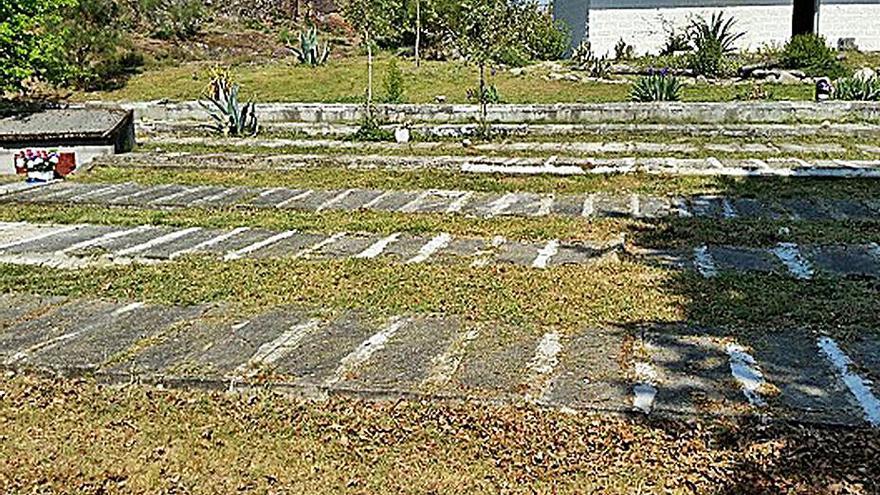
[792,0,818,36]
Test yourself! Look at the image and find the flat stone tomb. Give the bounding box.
[9,182,880,222]
[3,295,880,426]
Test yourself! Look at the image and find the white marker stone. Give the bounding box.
[361,190,393,210]
[771,242,814,280]
[633,344,658,414]
[581,194,595,217]
[60,225,153,254]
[524,331,563,402]
[817,336,880,427]
[487,193,519,217]
[355,233,401,259]
[693,246,718,278]
[325,317,409,386]
[725,342,767,407]
[445,191,474,213]
[532,240,559,269]
[168,227,250,259]
[629,194,641,217]
[223,230,298,260]
[533,196,554,217]
[234,319,323,377]
[407,233,452,264]
[316,189,355,212]
[116,227,203,257]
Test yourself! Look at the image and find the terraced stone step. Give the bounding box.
[8,181,880,222]
[1,293,877,426]
[97,151,880,178]
[0,221,878,279]
[143,135,876,157]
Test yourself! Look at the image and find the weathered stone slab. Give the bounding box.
[778,199,833,221]
[114,307,308,378]
[550,243,611,266]
[637,196,673,218]
[495,241,540,266]
[382,234,437,261]
[136,228,227,259]
[729,198,779,219]
[67,183,142,203]
[550,195,584,217]
[0,293,66,332]
[459,193,506,217]
[118,185,190,206]
[293,190,347,211]
[593,194,631,217]
[825,200,874,220]
[315,233,381,258]
[193,228,280,255]
[334,189,385,211]
[445,329,542,398]
[33,304,204,371]
[689,196,725,218]
[750,331,865,425]
[0,299,121,362]
[19,182,92,203]
[544,327,629,411]
[65,226,173,255]
[342,316,460,391]
[710,246,780,273]
[244,188,309,207]
[148,186,218,206]
[843,335,880,392]
[247,232,328,259]
[272,312,378,385]
[190,187,258,207]
[503,193,553,217]
[365,191,423,212]
[1,225,117,254]
[438,238,486,260]
[805,246,880,278]
[0,223,57,247]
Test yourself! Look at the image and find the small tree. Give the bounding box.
[0,0,73,93]
[441,0,519,133]
[341,0,396,116]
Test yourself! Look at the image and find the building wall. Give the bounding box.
[554,0,880,57]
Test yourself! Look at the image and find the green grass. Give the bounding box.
[4,373,876,494]
[75,54,815,104]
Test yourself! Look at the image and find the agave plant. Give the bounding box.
[687,12,744,54]
[834,75,880,101]
[199,71,259,136]
[631,70,682,102]
[291,25,331,67]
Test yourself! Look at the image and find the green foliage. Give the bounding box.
[150,0,204,40]
[352,108,394,141]
[50,0,144,91]
[515,4,569,61]
[781,34,848,79]
[631,71,682,102]
[381,57,405,103]
[688,36,725,77]
[467,83,502,104]
[687,12,744,54]
[199,69,259,137]
[290,25,331,67]
[614,38,634,60]
[660,27,690,56]
[834,75,880,101]
[571,41,610,78]
[0,0,74,93]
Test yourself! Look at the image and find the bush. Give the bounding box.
[614,38,634,60]
[834,75,880,101]
[151,0,205,40]
[382,57,405,103]
[631,70,682,102]
[686,12,743,77]
[520,11,569,61]
[688,37,726,77]
[571,41,611,78]
[0,0,72,93]
[781,34,848,79]
[660,27,690,56]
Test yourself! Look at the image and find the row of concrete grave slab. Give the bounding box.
[1,293,878,426]
[141,135,880,156]
[7,180,880,222]
[0,221,878,279]
[101,150,880,177]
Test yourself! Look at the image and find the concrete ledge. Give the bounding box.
[95,100,880,125]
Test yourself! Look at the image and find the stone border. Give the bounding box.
[88,101,880,125]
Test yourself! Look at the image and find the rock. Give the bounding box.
[751,69,772,79]
[854,67,877,81]
[461,138,472,148]
[609,64,637,75]
[565,73,580,82]
[509,67,526,77]
[434,95,447,104]
[394,127,410,143]
[788,70,806,79]
[696,75,708,84]
[776,70,802,84]
[548,72,566,81]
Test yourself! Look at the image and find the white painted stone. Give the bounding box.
[771,242,814,280]
[325,317,409,386]
[725,342,768,407]
[422,329,479,389]
[524,331,563,403]
[234,319,323,377]
[315,189,355,212]
[355,233,401,259]
[487,193,519,217]
[581,194,595,217]
[294,232,346,259]
[445,191,473,213]
[407,233,452,264]
[461,163,585,175]
[693,246,718,278]
[817,336,880,427]
[532,240,560,269]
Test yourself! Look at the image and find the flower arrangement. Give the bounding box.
[14,149,59,182]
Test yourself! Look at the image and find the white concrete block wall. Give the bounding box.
[820,4,880,52]
[588,5,794,57]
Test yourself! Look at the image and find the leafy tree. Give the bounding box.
[0,0,73,93]
[341,0,396,112]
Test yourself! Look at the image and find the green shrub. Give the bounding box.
[660,27,690,56]
[781,34,848,79]
[382,57,406,103]
[520,12,569,61]
[571,41,611,78]
[140,0,204,40]
[687,12,744,54]
[834,75,880,101]
[688,37,726,77]
[631,70,682,102]
[614,38,634,60]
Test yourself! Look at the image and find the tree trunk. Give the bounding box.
[366,30,373,108]
[479,63,487,130]
[415,0,421,68]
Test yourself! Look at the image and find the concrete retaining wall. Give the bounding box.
[100,101,880,125]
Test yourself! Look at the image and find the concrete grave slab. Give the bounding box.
[778,199,833,221]
[381,233,438,261]
[550,242,613,266]
[33,303,205,371]
[246,232,328,259]
[313,233,382,258]
[148,186,220,206]
[495,241,541,266]
[445,329,543,399]
[804,245,880,278]
[709,246,780,274]
[0,293,67,332]
[271,312,378,386]
[438,237,488,260]
[842,335,880,395]
[116,185,191,207]
[638,196,673,218]
[689,196,725,219]
[244,188,310,208]
[825,200,874,220]
[341,316,460,391]
[0,299,122,362]
[64,226,173,255]
[135,228,227,259]
[550,195,584,217]
[332,189,386,211]
[502,193,554,217]
[364,191,423,212]
[750,331,865,425]
[13,182,92,203]
[1,224,118,254]
[0,223,60,247]
[64,183,140,204]
[192,228,280,255]
[190,187,259,207]
[593,194,631,217]
[543,327,629,411]
[730,198,780,220]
